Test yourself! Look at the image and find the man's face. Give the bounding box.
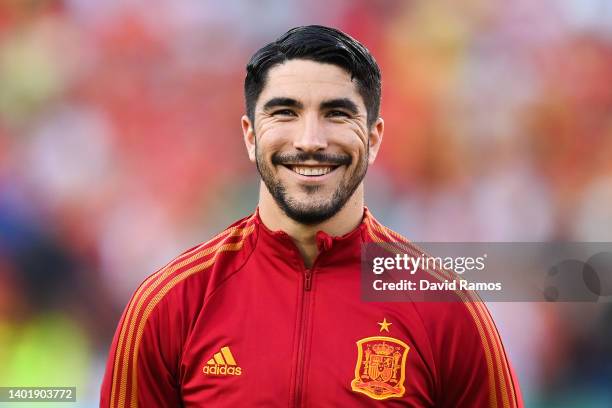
[243,59,382,225]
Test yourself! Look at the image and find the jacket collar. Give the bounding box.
[252,207,373,269]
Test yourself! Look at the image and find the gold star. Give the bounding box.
[378,318,392,333]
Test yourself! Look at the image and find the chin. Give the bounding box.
[280,195,346,225]
[290,191,337,207]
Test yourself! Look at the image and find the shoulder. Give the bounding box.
[147,212,258,306]
[362,210,499,350]
[361,209,411,245]
[122,212,258,330]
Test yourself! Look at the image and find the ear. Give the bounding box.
[367,117,384,164]
[241,115,256,162]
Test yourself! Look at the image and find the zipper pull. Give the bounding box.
[304,269,313,291]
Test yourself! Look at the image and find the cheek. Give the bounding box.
[326,121,368,149]
[335,130,368,160]
[257,139,287,166]
[256,127,293,158]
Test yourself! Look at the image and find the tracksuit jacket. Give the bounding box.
[101,208,523,407]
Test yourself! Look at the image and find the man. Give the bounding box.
[100,25,523,407]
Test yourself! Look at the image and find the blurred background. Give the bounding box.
[0,0,611,406]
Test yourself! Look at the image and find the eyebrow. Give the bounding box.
[262,97,304,111]
[320,98,359,115]
[261,97,360,115]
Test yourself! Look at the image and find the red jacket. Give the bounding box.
[101,208,523,407]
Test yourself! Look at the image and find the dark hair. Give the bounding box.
[244,25,381,128]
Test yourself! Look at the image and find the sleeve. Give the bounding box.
[100,292,182,408]
[423,300,524,408]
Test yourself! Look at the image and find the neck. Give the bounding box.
[258,183,365,268]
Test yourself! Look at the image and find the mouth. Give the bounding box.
[284,165,339,177]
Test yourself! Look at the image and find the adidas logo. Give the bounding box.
[203,346,242,376]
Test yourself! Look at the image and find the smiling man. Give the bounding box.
[100,26,523,407]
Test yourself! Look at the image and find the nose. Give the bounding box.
[293,113,328,152]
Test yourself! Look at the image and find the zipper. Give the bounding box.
[304,268,313,291]
[292,266,314,406]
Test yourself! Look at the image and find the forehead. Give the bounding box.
[258,59,363,107]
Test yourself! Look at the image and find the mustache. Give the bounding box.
[271,152,351,166]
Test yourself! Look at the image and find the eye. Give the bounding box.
[326,110,350,118]
[272,109,297,117]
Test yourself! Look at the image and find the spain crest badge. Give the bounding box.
[350,336,410,400]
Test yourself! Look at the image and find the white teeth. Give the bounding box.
[291,166,333,176]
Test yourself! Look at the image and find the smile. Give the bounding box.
[287,166,336,176]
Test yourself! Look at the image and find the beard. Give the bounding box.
[255,143,368,225]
